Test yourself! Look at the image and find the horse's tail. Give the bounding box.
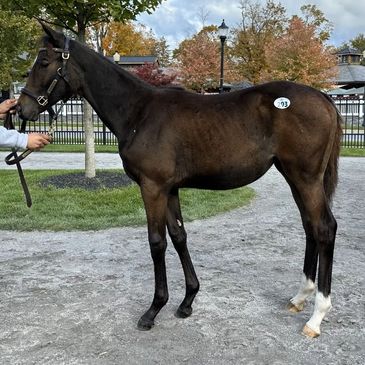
[323,96,343,203]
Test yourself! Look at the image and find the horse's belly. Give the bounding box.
[183,163,271,190]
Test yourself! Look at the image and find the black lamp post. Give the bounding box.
[218,19,229,94]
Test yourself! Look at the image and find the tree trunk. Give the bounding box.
[78,25,96,178]
[83,100,96,178]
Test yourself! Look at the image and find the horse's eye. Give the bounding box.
[40,59,50,67]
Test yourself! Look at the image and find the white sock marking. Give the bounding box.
[290,274,315,309]
[306,292,332,335]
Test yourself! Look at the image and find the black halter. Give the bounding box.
[21,36,71,107]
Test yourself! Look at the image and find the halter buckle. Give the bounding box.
[62,51,70,60]
[37,95,48,106]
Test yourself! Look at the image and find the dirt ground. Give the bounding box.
[0,157,364,365]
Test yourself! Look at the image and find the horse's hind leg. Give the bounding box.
[138,181,169,330]
[166,189,200,318]
[276,161,336,337]
[286,183,317,313]
[291,181,336,337]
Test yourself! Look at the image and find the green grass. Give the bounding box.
[0,170,255,231]
[340,147,365,157]
[0,144,118,153]
[42,144,118,153]
[3,144,364,156]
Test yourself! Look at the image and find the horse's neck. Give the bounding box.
[73,43,151,139]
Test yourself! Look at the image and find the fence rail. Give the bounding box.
[10,95,365,148]
[331,95,365,148]
[12,98,118,145]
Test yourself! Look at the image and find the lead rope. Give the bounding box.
[4,112,32,207]
[4,101,64,207]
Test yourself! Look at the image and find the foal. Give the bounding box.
[17,24,342,337]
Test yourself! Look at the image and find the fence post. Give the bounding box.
[102,124,106,145]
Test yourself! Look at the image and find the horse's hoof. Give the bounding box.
[137,317,154,331]
[302,324,320,338]
[287,301,304,313]
[175,306,192,318]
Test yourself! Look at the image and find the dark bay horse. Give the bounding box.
[18,24,342,338]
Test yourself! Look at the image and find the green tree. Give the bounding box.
[350,33,365,51]
[299,4,333,42]
[0,10,40,90]
[1,0,164,178]
[350,34,365,65]
[151,37,171,67]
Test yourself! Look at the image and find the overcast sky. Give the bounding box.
[137,0,365,49]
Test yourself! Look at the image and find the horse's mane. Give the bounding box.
[42,34,155,91]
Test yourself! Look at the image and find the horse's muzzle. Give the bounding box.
[16,104,39,121]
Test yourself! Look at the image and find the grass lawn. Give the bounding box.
[4,144,364,156]
[0,170,255,231]
[340,147,365,157]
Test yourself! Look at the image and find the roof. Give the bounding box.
[108,55,159,66]
[229,81,253,90]
[333,64,365,85]
[336,47,362,56]
[328,86,365,95]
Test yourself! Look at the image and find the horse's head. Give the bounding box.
[17,23,74,121]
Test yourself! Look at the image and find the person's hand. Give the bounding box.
[27,133,52,150]
[0,99,17,119]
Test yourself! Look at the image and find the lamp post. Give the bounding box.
[218,19,229,94]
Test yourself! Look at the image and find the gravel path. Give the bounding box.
[0,157,364,365]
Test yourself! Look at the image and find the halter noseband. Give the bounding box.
[21,36,71,107]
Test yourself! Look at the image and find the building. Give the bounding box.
[333,47,365,90]
[329,47,365,132]
[109,53,159,69]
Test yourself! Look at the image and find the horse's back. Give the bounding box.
[123,81,338,190]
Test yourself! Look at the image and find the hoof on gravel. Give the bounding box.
[302,324,320,338]
[287,301,304,313]
[175,306,192,318]
[137,317,154,331]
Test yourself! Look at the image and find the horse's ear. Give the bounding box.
[39,21,65,47]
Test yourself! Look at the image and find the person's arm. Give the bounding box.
[0,126,28,149]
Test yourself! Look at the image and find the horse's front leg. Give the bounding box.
[166,189,199,318]
[138,181,169,330]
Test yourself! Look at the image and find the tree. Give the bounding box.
[261,17,337,89]
[102,21,155,56]
[300,4,333,42]
[350,33,365,52]
[150,37,171,67]
[132,63,176,86]
[1,0,164,178]
[0,10,40,90]
[102,22,171,66]
[175,26,237,92]
[230,0,288,83]
[350,34,365,65]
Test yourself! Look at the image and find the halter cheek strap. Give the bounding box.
[21,36,71,107]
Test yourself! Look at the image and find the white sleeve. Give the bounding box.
[0,126,28,149]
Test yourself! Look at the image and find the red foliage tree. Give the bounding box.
[132,63,177,86]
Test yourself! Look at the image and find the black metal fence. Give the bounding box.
[12,97,118,145]
[330,95,365,148]
[10,95,365,148]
